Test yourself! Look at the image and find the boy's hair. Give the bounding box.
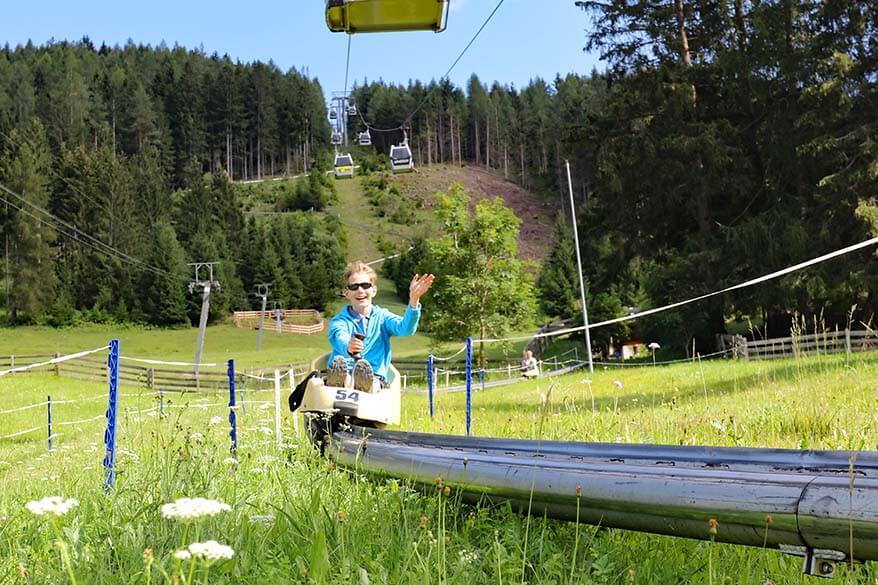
[343,261,378,285]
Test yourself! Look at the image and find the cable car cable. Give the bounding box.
[345,0,507,134]
[0,184,184,281]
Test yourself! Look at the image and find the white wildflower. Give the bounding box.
[258,426,273,436]
[26,496,79,517]
[187,540,235,561]
[189,433,204,442]
[223,457,238,465]
[161,497,231,522]
[259,403,272,411]
[711,420,727,432]
[173,549,191,561]
[612,380,623,390]
[251,467,265,474]
[209,416,224,426]
[459,549,479,565]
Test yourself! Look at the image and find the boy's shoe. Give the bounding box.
[352,359,374,392]
[326,356,348,387]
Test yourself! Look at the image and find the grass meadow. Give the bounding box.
[2,324,878,583]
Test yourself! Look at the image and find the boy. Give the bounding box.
[326,261,434,391]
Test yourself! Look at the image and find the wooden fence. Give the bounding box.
[232,309,324,335]
[1,352,311,393]
[717,329,878,361]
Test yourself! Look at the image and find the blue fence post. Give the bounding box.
[227,359,238,455]
[427,355,435,419]
[159,388,164,415]
[465,337,472,436]
[47,395,53,452]
[103,339,120,492]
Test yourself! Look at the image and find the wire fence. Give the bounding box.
[0,350,310,393]
[0,344,304,473]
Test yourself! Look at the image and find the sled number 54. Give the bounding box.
[335,390,360,402]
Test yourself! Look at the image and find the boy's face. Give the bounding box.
[344,271,377,313]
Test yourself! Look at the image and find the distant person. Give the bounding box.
[326,261,435,392]
[520,348,539,379]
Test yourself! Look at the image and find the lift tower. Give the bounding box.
[189,262,220,381]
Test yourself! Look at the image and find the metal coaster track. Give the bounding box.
[326,425,878,578]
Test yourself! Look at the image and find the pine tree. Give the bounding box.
[0,119,56,323]
[141,221,188,325]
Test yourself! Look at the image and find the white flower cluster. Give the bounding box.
[174,540,235,561]
[209,416,224,426]
[161,497,231,522]
[25,496,79,517]
[458,548,479,566]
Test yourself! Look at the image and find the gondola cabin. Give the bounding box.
[330,109,338,120]
[325,0,450,34]
[358,130,372,146]
[346,104,358,116]
[334,153,355,178]
[389,143,413,173]
[331,131,343,145]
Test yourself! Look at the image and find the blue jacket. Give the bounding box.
[327,303,421,381]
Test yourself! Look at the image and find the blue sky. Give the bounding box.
[0,1,602,99]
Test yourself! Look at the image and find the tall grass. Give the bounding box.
[1,348,878,583]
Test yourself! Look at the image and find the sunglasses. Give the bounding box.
[346,282,374,291]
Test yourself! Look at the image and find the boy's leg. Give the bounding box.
[326,356,348,387]
[352,359,375,393]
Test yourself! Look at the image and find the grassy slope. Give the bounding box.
[2,352,877,583]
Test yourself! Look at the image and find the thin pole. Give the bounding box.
[103,339,120,492]
[465,338,473,436]
[288,369,300,435]
[273,369,283,449]
[256,292,268,351]
[194,282,211,377]
[427,355,435,419]
[565,161,594,374]
[47,395,53,452]
[227,359,238,455]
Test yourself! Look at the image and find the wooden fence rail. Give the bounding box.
[1,352,310,393]
[232,309,325,335]
[717,329,878,361]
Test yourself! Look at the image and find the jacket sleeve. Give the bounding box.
[328,316,353,355]
[382,304,421,337]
